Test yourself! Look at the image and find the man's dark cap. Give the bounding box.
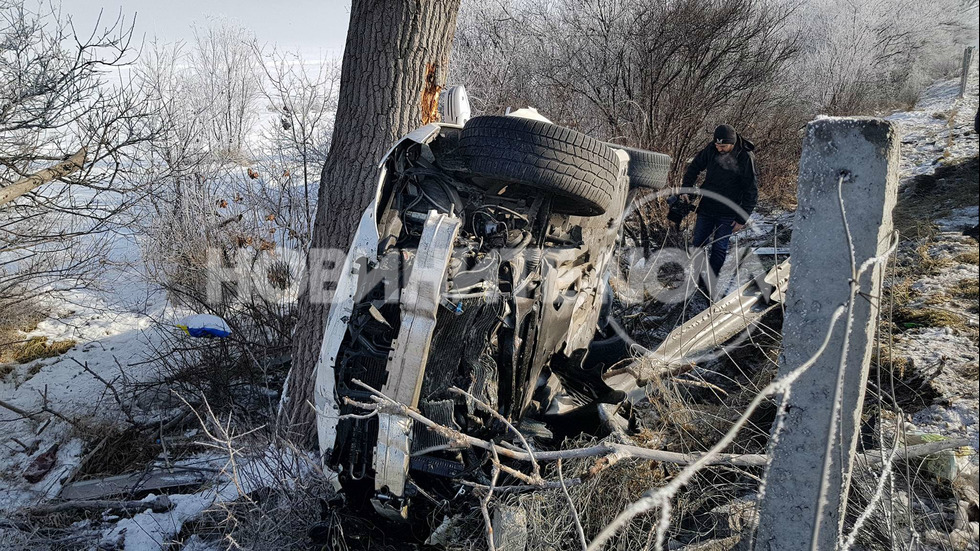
[714,124,737,144]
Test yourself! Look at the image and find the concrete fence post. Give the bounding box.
[755,118,900,551]
[960,46,974,98]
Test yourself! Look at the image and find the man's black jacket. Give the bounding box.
[681,135,758,224]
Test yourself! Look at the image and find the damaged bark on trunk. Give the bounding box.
[280,0,461,445]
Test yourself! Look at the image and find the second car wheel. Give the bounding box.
[614,145,672,190]
[458,115,621,216]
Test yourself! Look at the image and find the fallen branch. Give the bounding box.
[0,147,86,207]
[559,458,588,551]
[24,495,172,515]
[481,445,502,551]
[859,438,974,466]
[460,478,584,494]
[349,380,765,467]
[347,380,971,471]
[0,398,41,421]
[179,394,265,500]
[69,357,137,426]
[450,385,543,484]
[1,394,76,427]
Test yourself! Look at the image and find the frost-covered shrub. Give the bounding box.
[783,0,979,114]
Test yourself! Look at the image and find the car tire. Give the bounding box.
[459,115,620,216]
[615,146,671,190]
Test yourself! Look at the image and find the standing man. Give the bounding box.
[682,124,758,296]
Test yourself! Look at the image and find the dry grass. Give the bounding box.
[513,453,672,549]
[72,426,166,480]
[890,244,955,290]
[915,245,956,275]
[892,307,965,331]
[12,336,76,364]
[0,299,46,363]
[957,362,979,381]
[885,277,917,307]
[167,423,335,551]
[953,250,979,265]
[25,362,44,379]
[950,278,979,300]
[921,293,950,306]
[502,336,778,548]
[873,343,912,379]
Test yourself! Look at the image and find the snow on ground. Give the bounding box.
[1,218,307,547]
[0,228,182,511]
[100,447,313,550]
[102,482,237,550]
[886,76,979,178]
[884,75,980,455]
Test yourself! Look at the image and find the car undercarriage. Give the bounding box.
[312,107,785,522]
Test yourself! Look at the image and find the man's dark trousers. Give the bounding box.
[692,212,735,280]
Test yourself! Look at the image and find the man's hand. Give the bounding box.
[732,221,745,232]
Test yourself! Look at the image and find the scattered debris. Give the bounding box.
[58,468,212,501]
[24,494,173,515]
[22,443,59,483]
[176,314,232,338]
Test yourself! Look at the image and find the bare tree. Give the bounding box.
[189,19,263,160]
[253,47,341,243]
[453,0,799,189]
[133,36,298,366]
[280,0,462,443]
[784,0,978,113]
[0,0,156,326]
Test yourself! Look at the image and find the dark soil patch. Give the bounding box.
[894,156,980,240]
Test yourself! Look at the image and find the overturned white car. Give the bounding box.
[313,88,670,519]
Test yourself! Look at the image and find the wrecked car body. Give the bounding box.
[313,103,678,518]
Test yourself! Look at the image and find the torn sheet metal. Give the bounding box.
[604,259,791,403]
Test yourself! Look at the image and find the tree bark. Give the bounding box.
[280,0,461,444]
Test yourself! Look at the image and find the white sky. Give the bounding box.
[61,0,352,58]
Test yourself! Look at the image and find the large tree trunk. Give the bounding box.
[280,0,460,444]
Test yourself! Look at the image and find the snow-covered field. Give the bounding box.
[1,230,164,506]
[1,74,978,549]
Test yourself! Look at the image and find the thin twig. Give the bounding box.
[460,478,584,494]
[0,398,41,421]
[481,445,501,551]
[450,385,543,483]
[349,379,768,468]
[69,357,137,426]
[558,458,588,551]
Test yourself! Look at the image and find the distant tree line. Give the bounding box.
[452,0,978,203]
